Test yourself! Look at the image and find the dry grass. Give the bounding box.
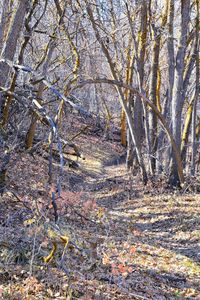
[0,126,200,299]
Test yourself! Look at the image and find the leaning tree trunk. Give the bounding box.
[26,40,55,149]
[0,0,29,117]
[0,0,29,193]
[86,2,148,184]
[2,0,42,126]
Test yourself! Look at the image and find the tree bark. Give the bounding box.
[149,1,168,174]
[191,0,199,176]
[0,0,29,118]
[170,0,190,186]
[86,3,148,184]
[0,0,29,193]
[126,0,148,171]
[76,78,185,185]
[0,0,14,53]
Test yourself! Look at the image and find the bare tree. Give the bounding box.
[0,0,29,193]
[0,0,29,117]
[170,0,191,186]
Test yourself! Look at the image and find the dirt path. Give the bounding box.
[0,133,199,299]
[66,136,200,299]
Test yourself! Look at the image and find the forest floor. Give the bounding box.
[0,116,200,299]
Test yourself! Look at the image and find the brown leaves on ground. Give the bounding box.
[0,117,200,299]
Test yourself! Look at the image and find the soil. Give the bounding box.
[0,116,199,299]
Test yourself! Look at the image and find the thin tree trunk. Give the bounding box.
[26,41,55,149]
[2,0,43,126]
[133,0,148,157]
[77,77,184,185]
[191,0,199,175]
[0,0,29,118]
[0,0,29,193]
[149,1,168,174]
[170,0,190,186]
[167,0,175,106]
[148,30,160,174]
[86,3,148,184]
[160,0,175,174]
[0,0,14,53]
[181,98,194,168]
[126,0,148,171]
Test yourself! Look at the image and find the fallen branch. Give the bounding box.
[69,125,90,141]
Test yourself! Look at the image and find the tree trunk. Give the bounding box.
[0,0,29,193]
[126,0,148,171]
[86,3,148,184]
[148,30,160,174]
[133,0,148,161]
[181,99,194,168]
[0,0,29,118]
[2,0,41,126]
[170,0,190,186]
[0,0,14,53]
[191,0,199,176]
[26,41,55,149]
[149,1,168,174]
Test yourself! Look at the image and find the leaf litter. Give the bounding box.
[0,116,199,299]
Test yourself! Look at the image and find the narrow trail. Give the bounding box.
[68,139,138,210]
[0,133,199,299]
[65,137,200,299]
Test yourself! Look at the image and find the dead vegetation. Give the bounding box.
[0,117,199,300]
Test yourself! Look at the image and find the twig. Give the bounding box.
[52,191,58,223]
[74,210,96,224]
[29,221,38,275]
[7,190,32,211]
[69,125,91,141]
